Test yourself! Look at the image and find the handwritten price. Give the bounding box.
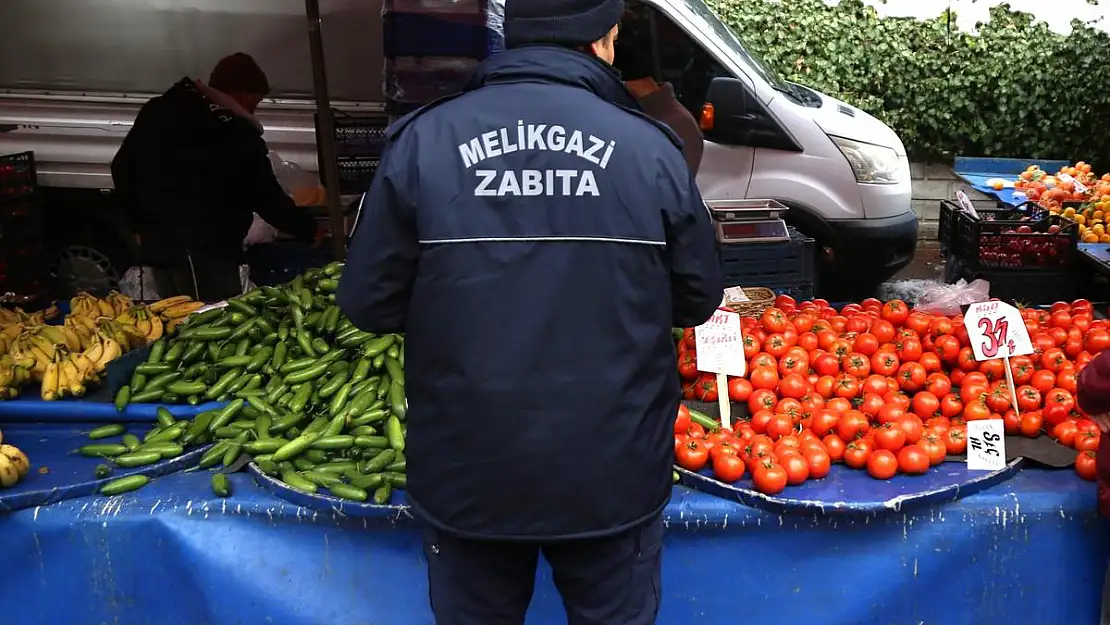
[977,316,1017,359]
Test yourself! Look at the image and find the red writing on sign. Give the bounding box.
[700,334,738,346]
[970,301,1000,316]
[977,316,1016,359]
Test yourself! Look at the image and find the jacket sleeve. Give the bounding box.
[235,136,317,241]
[666,170,723,328]
[336,145,418,334]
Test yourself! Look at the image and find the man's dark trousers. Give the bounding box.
[423,514,664,625]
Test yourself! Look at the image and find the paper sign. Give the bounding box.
[1059,173,1088,194]
[955,190,980,219]
[962,301,1034,361]
[966,420,1007,471]
[695,309,746,377]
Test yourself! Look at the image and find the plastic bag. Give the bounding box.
[244,214,280,248]
[914,279,991,316]
[268,152,319,196]
[120,266,161,301]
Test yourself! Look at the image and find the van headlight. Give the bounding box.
[830,136,904,184]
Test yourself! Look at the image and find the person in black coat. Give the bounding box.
[111,53,319,301]
[337,1,723,623]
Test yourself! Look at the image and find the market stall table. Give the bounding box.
[2,466,1106,625]
[953,156,1071,207]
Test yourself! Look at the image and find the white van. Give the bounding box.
[0,0,915,297]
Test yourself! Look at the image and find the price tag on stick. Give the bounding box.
[961,300,1034,466]
[966,420,1007,471]
[695,307,746,430]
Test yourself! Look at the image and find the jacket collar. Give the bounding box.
[175,77,264,135]
[465,46,643,113]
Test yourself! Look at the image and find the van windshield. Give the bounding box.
[677,0,790,92]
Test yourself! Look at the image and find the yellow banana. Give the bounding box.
[37,326,69,348]
[61,358,85,397]
[96,337,122,369]
[40,359,59,401]
[96,298,115,317]
[161,301,206,319]
[146,313,164,342]
[166,317,187,334]
[83,336,104,368]
[149,295,192,314]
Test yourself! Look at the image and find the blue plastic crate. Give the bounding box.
[383,12,501,59]
[719,228,815,291]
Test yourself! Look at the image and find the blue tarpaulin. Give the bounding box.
[1,467,1106,625]
[953,156,1071,207]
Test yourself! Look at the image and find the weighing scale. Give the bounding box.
[705,199,791,244]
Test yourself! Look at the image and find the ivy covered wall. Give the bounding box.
[709,0,1110,165]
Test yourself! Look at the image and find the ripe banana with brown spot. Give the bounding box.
[148,296,192,314]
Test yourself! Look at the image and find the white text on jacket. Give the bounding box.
[458,121,616,197]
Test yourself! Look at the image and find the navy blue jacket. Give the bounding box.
[338,46,722,540]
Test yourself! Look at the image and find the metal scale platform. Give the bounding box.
[705,199,791,244]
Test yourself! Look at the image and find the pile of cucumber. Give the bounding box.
[82,262,408,504]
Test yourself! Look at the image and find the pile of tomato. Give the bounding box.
[674,296,1109,495]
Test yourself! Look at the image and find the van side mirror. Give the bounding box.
[700,77,759,145]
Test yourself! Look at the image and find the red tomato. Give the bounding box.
[826,397,853,415]
[833,374,861,399]
[678,354,699,380]
[880,300,910,327]
[1053,420,1079,447]
[919,433,948,466]
[823,435,846,462]
[1041,348,1069,373]
[842,353,871,378]
[751,461,788,494]
[1076,451,1098,481]
[765,414,795,441]
[675,404,692,434]
[897,414,925,445]
[874,423,907,452]
[1086,328,1110,353]
[867,449,899,479]
[862,374,890,396]
[910,391,939,420]
[1075,429,1101,452]
[853,333,880,356]
[1019,412,1043,438]
[940,394,964,419]
[1031,370,1057,394]
[750,367,779,391]
[944,426,968,455]
[871,350,900,376]
[1002,409,1020,434]
[675,439,710,471]
[837,410,871,441]
[727,378,753,403]
[985,385,1012,414]
[810,409,840,438]
[773,294,796,309]
[778,373,809,399]
[694,374,718,402]
[780,453,810,485]
[843,441,872,469]
[1045,388,1076,412]
[896,445,930,475]
[896,362,927,392]
[924,373,952,397]
[712,453,746,482]
[748,388,777,414]
[858,392,886,419]
[1009,356,1035,385]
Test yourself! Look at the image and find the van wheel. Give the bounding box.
[51,245,120,298]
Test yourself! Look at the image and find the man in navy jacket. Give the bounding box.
[338,0,722,622]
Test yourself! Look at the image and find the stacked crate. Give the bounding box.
[938,199,1080,304]
[0,152,48,297]
[382,0,505,116]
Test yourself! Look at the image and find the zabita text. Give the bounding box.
[458,121,616,197]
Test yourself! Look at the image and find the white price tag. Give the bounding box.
[962,301,1034,361]
[694,309,746,377]
[966,420,1007,471]
[955,190,980,219]
[1059,173,1088,194]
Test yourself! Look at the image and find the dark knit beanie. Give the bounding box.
[209,53,271,95]
[504,0,625,49]
[1078,350,1110,416]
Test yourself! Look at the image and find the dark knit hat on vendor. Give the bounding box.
[504,0,625,49]
[209,53,271,95]
[1078,350,1110,415]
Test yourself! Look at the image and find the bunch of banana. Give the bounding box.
[0,355,32,399]
[9,331,56,381]
[0,432,30,489]
[96,318,139,353]
[0,305,55,328]
[69,292,108,319]
[82,333,122,373]
[150,296,205,334]
[40,338,116,401]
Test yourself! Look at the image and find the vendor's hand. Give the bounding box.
[1089,413,1110,434]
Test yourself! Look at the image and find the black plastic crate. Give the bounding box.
[315,112,390,196]
[0,152,37,201]
[938,198,1022,254]
[955,211,1077,270]
[719,227,815,288]
[944,254,1077,305]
